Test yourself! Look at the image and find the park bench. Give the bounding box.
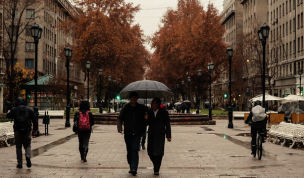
[38,110,64,118]
[268,122,304,148]
[0,122,14,146]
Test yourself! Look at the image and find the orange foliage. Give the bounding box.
[148,1,227,92]
[59,0,149,86]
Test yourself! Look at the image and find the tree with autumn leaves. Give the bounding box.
[59,0,148,105]
[148,1,227,107]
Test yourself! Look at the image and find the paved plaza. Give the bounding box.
[1,119,304,178]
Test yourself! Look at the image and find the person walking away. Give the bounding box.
[146,97,171,175]
[6,97,38,168]
[245,100,267,156]
[73,100,95,162]
[181,103,185,113]
[117,91,148,176]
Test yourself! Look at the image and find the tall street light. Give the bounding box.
[207,62,214,120]
[31,23,42,135]
[197,70,202,114]
[64,46,72,127]
[226,47,234,128]
[86,61,90,100]
[108,76,111,113]
[98,69,103,113]
[182,80,185,100]
[113,80,116,112]
[299,69,303,95]
[187,77,191,100]
[257,23,270,109]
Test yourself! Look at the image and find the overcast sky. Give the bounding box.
[124,0,224,52]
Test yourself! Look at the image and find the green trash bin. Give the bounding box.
[43,115,50,125]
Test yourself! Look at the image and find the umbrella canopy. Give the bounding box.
[281,94,304,103]
[138,98,153,105]
[119,80,173,99]
[109,99,129,103]
[182,100,191,103]
[174,102,182,105]
[250,94,284,102]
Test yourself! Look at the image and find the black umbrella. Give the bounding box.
[119,80,173,99]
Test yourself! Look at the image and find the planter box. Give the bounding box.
[269,113,284,123]
[291,114,304,123]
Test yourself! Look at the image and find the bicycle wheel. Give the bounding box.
[257,133,262,160]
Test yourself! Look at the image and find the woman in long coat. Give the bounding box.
[147,97,171,175]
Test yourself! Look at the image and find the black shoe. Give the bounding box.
[142,145,145,150]
[83,148,88,162]
[26,157,31,168]
[129,170,132,173]
[16,164,22,168]
[154,172,159,175]
[131,170,137,176]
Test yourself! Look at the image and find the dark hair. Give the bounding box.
[129,91,138,99]
[79,100,90,111]
[152,97,161,108]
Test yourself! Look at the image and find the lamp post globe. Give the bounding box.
[226,47,234,128]
[98,69,103,76]
[197,70,202,76]
[260,23,270,39]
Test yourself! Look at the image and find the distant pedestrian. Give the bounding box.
[73,100,95,162]
[181,103,186,113]
[177,104,181,113]
[6,97,38,168]
[117,91,148,176]
[146,97,171,175]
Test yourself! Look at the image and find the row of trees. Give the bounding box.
[147,0,227,106]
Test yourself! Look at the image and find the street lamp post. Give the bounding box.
[108,76,111,113]
[86,61,90,100]
[113,80,116,112]
[257,23,270,108]
[31,23,42,135]
[64,46,72,127]
[207,63,214,121]
[182,80,185,100]
[226,47,234,128]
[299,69,303,95]
[197,70,202,114]
[187,76,191,113]
[98,69,103,113]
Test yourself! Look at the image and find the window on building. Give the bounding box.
[283,24,285,35]
[301,13,303,27]
[271,12,272,20]
[294,18,296,31]
[290,20,292,33]
[280,26,281,37]
[276,8,278,18]
[286,22,288,34]
[26,9,35,18]
[302,36,303,50]
[294,40,296,53]
[287,43,289,56]
[290,42,292,54]
[25,25,31,36]
[289,0,292,11]
[11,9,18,19]
[298,14,300,28]
[283,3,285,15]
[280,6,281,18]
[9,25,18,36]
[55,34,56,44]
[294,62,297,74]
[25,42,34,51]
[293,0,296,9]
[25,59,34,68]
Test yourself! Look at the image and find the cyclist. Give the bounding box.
[245,100,267,156]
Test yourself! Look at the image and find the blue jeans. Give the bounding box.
[124,134,141,171]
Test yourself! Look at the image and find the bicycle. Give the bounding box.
[253,125,264,160]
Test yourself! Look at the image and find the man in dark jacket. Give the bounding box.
[117,91,147,176]
[7,97,38,168]
[146,97,171,175]
[245,100,267,156]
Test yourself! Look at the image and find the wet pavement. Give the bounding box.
[1,119,304,177]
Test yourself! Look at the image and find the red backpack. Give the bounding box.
[78,111,90,130]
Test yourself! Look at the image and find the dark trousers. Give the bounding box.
[15,131,31,164]
[124,134,141,171]
[140,127,147,147]
[149,156,163,172]
[78,131,91,156]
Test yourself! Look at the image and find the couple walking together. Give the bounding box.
[117,91,172,176]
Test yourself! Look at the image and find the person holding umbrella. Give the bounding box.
[146,97,172,175]
[117,91,148,176]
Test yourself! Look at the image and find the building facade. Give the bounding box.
[269,0,304,97]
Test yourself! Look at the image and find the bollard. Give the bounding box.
[42,111,50,135]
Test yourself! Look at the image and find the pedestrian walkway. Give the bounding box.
[1,119,304,177]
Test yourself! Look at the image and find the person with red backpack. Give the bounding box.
[73,100,94,162]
